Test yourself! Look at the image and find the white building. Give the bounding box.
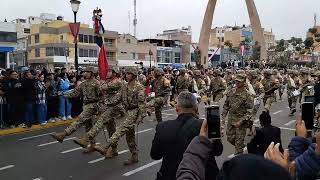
[0,22,17,69]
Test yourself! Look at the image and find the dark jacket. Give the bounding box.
[289,136,320,180]
[150,113,202,180]
[22,78,37,102]
[176,136,222,180]
[247,125,283,156]
[4,79,24,104]
[314,81,320,105]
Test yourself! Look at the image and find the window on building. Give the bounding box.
[106,52,114,60]
[132,53,136,59]
[89,35,94,44]
[35,34,39,43]
[126,39,131,43]
[79,48,84,57]
[54,47,59,56]
[222,37,225,42]
[59,47,66,56]
[84,49,89,57]
[89,49,94,57]
[35,48,40,57]
[83,35,88,43]
[79,34,84,43]
[46,47,54,56]
[105,39,113,47]
[138,53,145,60]
[27,36,31,45]
[93,50,98,57]
[157,56,161,62]
[24,28,30,34]
[60,35,63,41]
[121,51,127,54]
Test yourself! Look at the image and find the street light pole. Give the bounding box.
[70,0,80,73]
[73,11,78,72]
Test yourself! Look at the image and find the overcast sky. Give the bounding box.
[2,0,320,42]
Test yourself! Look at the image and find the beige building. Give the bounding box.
[209,26,275,49]
[27,19,118,70]
[117,34,157,67]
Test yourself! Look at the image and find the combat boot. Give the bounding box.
[50,131,67,143]
[83,145,95,154]
[93,144,108,156]
[105,146,118,159]
[73,137,90,148]
[124,153,139,166]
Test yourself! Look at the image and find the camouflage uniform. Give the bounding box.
[209,69,227,102]
[64,78,101,136]
[50,67,102,147]
[299,69,313,103]
[261,70,280,111]
[146,68,171,122]
[249,70,264,121]
[176,69,192,95]
[286,70,299,115]
[86,77,125,140]
[94,67,146,165]
[222,74,253,154]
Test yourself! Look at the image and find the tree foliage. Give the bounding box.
[309,28,318,35]
[304,37,315,49]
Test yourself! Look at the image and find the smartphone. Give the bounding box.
[301,102,314,130]
[206,105,221,139]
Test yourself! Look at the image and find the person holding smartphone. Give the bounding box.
[221,73,254,155]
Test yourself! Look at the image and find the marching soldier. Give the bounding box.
[248,70,264,121]
[209,69,226,103]
[261,69,280,112]
[286,70,299,116]
[221,73,254,155]
[73,67,126,158]
[146,68,171,123]
[176,69,192,95]
[194,70,207,103]
[299,68,313,103]
[93,67,146,165]
[50,66,101,152]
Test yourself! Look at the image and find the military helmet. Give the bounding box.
[180,68,187,74]
[237,70,245,74]
[235,73,247,82]
[300,68,309,74]
[226,69,232,73]
[125,67,138,76]
[263,69,272,75]
[154,68,164,76]
[249,70,258,77]
[287,69,293,75]
[213,69,222,75]
[84,66,97,73]
[194,70,201,76]
[272,69,278,75]
[315,71,320,77]
[110,66,120,74]
[293,70,299,76]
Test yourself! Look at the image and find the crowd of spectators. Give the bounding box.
[0,67,83,128]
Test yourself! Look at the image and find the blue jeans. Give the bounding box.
[25,102,35,125]
[36,104,47,124]
[58,96,72,118]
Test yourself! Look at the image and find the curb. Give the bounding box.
[0,119,76,136]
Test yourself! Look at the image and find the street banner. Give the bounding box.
[240,45,245,56]
[69,23,80,43]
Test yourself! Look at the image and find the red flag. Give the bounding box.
[69,23,80,43]
[98,45,108,80]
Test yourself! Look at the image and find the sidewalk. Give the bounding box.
[0,119,76,136]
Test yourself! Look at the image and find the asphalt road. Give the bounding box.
[0,92,298,180]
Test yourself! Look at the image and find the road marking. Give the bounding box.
[33,178,43,180]
[61,143,101,154]
[123,160,163,176]
[284,120,296,126]
[254,119,259,123]
[280,127,295,131]
[273,110,282,115]
[19,132,56,141]
[135,128,153,134]
[162,113,176,116]
[0,165,14,171]
[88,150,129,164]
[38,137,76,147]
[163,109,174,112]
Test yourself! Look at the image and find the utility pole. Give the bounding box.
[133,0,137,37]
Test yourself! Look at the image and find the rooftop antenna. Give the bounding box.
[133,0,137,37]
[128,11,131,35]
[314,13,317,27]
